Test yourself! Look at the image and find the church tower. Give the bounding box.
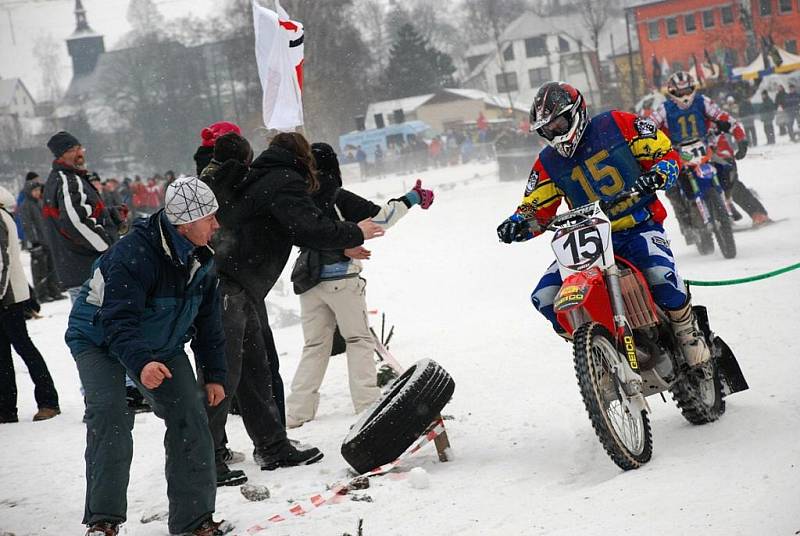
[66,0,105,77]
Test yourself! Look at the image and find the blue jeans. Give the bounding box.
[75,346,216,533]
[531,221,687,332]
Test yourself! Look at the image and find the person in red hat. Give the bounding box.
[193,121,242,176]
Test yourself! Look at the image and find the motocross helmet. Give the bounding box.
[529,82,588,158]
[666,71,697,110]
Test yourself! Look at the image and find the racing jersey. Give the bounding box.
[515,111,680,233]
[651,94,746,146]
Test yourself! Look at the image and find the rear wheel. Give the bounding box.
[706,190,737,259]
[573,322,652,470]
[670,313,726,424]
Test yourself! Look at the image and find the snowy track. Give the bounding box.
[1,145,799,535]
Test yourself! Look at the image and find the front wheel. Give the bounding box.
[706,189,737,259]
[573,322,653,470]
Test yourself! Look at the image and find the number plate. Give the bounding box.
[551,203,614,277]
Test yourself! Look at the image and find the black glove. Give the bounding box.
[734,139,748,160]
[497,214,532,244]
[715,119,731,133]
[633,171,665,195]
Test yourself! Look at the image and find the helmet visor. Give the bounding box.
[671,87,694,98]
[536,114,571,141]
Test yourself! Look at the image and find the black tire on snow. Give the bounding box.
[695,229,715,255]
[706,190,737,259]
[669,324,726,425]
[573,322,653,471]
[341,358,455,474]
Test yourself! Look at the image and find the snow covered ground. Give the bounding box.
[2,141,799,535]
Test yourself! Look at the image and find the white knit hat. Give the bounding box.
[164,176,219,225]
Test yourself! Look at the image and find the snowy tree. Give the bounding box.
[126,0,166,41]
[383,23,456,99]
[32,34,63,102]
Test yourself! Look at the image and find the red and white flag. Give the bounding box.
[252,0,304,130]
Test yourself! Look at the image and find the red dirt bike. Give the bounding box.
[542,191,748,470]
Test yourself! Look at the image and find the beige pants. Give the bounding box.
[286,277,379,423]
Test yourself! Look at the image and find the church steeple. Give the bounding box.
[66,0,105,77]
[74,0,92,33]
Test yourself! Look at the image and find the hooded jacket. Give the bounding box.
[200,145,363,300]
[65,211,226,384]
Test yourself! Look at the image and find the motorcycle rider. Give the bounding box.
[651,72,769,234]
[497,82,709,368]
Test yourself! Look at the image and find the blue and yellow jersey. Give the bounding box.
[515,111,679,233]
[651,94,747,145]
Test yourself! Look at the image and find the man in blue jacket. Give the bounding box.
[66,177,229,536]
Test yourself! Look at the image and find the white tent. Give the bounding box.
[733,47,800,80]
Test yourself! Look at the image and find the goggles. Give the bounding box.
[670,87,694,98]
[537,114,570,141]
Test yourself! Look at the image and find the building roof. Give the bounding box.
[364,93,436,124]
[365,88,528,126]
[0,78,34,109]
[497,10,632,60]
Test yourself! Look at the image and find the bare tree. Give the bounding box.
[32,33,63,102]
[577,0,617,53]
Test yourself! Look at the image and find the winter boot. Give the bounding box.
[178,518,233,536]
[86,522,119,536]
[666,301,710,368]
[32,407,60,421]
[255,441,324,471]
[126,386,152,413]
[215,450,247,487]
[751,212,771,227]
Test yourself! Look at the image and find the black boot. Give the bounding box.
[255,441,324,471]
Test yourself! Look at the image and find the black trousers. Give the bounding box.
[202,279,287,458]
[714,162,767,217]
[0,303,59,417]
[30,245,61,300]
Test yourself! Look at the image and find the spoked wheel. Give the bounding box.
[706,190,737,259]
[670,353,726,425]
[573,322,652,470]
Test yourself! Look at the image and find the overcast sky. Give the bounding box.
[0,0,218,100]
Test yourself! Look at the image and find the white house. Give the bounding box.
[462,10,632,110]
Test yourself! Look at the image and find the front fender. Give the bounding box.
[554,267,615,336]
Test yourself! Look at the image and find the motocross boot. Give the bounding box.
[666,300,710,368]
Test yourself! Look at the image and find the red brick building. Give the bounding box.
[630,0,800,86]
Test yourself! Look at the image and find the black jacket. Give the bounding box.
[311,169,382,265]
[20,182,46,247]
[201,146,363,300]
[42,162,114,289]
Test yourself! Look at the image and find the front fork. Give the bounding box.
[605,266,649,415]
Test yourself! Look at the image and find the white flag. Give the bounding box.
[252,0,305,130]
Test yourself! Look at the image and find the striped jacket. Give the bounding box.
[42,163,113,289]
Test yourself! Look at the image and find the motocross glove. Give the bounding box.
[715,119,731,133]
[734,139,748,160]
[497,213,533,243]
[633,170,666,195]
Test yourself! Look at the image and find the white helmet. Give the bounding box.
[666,71,696,110]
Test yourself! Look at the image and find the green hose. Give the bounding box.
[685,261,800,287]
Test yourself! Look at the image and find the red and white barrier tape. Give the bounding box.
[241,418,447,535]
